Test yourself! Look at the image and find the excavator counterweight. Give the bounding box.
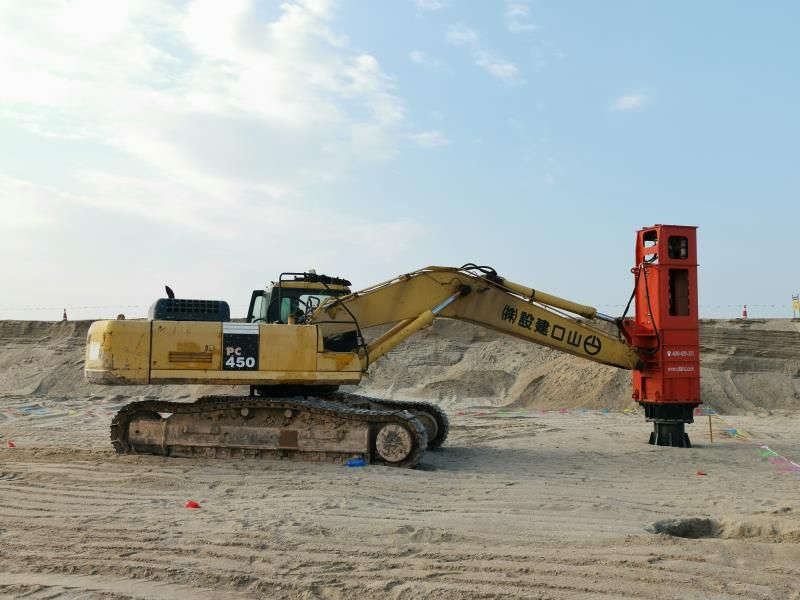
[85,225,701,466]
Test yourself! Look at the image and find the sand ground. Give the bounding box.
[2,396,799,599]
[1,319,799,598]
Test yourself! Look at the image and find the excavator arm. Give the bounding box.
[311,265,644,371]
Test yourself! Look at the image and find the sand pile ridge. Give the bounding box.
[0,318,799,414]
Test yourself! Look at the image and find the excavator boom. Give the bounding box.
[311,266,643,371]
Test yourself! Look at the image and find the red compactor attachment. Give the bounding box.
[621,225,701,447]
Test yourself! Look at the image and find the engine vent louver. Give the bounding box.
[148,298,231,322]
[169,351,213,363]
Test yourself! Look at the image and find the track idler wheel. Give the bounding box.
[116,410,164,455]
[374,423,415,463]
[649,422,691,448]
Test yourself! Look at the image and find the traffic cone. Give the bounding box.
[184,500,201,509]
[7,440,16,448]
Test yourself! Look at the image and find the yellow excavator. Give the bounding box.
[85,225,702,467]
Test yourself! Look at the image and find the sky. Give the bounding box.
[1,0,798,320]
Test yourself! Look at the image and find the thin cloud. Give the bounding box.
[408,130,451,148]
[505,2,538,33]
[409,50,443,69]
[0,0,432,314]
[446,23,479,46]
[446,23,521,84]
[611,93,649,111]
[0,0,414,234]
[473,50,519,82]
[409,50,426,63]
[414,0,448,11]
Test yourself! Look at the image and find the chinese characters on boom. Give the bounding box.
[500,304,602,356]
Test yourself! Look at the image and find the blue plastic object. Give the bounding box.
[346,458,367,467]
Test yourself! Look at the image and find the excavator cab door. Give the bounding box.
[247,290,270,323]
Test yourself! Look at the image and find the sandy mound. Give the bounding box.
[1,318,799,414]
[0,320,244,400]
[359,318,800,414]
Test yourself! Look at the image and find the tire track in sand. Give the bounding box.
[2,411,799,599]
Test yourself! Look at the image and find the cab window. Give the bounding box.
[251,294,267,322]
[279,297,294,323]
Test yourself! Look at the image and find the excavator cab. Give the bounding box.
[247,272,352,325]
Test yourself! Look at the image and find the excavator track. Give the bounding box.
[110,396,428,468]
[329,393,449,450]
